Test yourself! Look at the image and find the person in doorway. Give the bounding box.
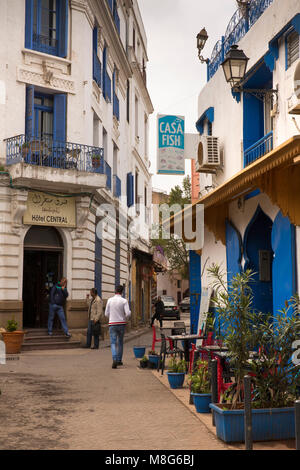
[85,288,103,349]
[48,277,71,338]
[150,296,164,328]
[105,285,131,369]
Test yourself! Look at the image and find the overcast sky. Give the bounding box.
[138,0,238,194]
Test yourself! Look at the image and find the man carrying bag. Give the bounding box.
[85,288,103,349]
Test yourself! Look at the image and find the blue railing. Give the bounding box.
[93,51,102,88]
[5,135,104,173]
[113,93,120,120]
[113,175,121,198]
[244,131,273,166]
[105,161,112,190]
[208,0,274,81]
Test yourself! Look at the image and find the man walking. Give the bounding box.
[48,277,71,338]
[85,288,103,349]
[105,285,131,369]
[150,296,164,327]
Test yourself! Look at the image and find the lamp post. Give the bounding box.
[221,44,278,101]
[197,28,209,64]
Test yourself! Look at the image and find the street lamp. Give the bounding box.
[221,44,278,101]
[197,28,209,64]
[221,45,249,89]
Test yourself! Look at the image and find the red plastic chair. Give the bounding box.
[152,325,173,352]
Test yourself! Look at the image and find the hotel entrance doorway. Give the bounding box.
[23,226,63,328]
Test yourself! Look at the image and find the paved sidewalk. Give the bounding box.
[0,329,228,450]
[0,329,295,450]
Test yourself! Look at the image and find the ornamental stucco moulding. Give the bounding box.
[17,67,76,94]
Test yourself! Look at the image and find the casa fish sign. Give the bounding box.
[157,114,185,175]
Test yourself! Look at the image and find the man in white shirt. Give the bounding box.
[105,285,131,368]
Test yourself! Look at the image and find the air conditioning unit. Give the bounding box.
[195,135,221,173]
[287,59,300,115]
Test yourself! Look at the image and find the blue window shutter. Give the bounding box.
[115,238,120,290]
[105,72,111,102]
[58,0,68,58]
[25,85,35,138]
[25,0,33,49]
[95,231,102,298]
[226,220,242,285]
[189,250,201,334]
[53,94,66,142]
[127,172,134,207]
[93,27,98,52]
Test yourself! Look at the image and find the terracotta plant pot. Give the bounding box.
[2,331,25,354]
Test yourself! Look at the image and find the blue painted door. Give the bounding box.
[226,220,242,284]
[244,206,273,315]
[189,250,201,334]
[271,211,296,315]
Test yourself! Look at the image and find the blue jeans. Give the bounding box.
[86,320,100,348]
[48,303,69,335]
[109,324,126,362]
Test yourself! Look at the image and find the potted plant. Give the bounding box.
[19,142,30,156]
[148,349,160,368]
[166,357,187,389]
[91,152,101,168]
[133,345,146,358]
[139,355,148,369]
[189,360,212,413]
[1,319,25,354]
[207,264,300,443]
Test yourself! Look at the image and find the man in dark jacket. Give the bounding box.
[150,296,164,327]
[48,277,71,337]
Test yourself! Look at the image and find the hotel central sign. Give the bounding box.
[23,191,76,228]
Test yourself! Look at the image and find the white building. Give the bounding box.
[0,0,153,334]
[176,0,300,334]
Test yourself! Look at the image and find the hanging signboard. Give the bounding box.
[157,114,185,175]
[23,191,76,228]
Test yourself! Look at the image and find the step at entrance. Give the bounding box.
[22,329,82,351]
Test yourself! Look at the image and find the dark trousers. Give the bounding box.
[151,312,162,327]
[86,320,100,348]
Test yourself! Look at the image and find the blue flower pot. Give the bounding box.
[191,393,212,413]
[209,404,295,443]
[148,355,160,368]
[133,346,145,358]
[167,372,185,389]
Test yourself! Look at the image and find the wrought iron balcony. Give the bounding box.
[113,174,121,198]
[5,135,105,174]
[208,0,274,81]
[244,131,273,166]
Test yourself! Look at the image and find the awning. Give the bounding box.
[169,136,300,245]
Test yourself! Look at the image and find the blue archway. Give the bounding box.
[243,206,273,315]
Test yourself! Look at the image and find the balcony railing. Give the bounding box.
[5,135,104,173]
[208,0,274,81]
[244,131,273,167]
[105,161,112,190]
[113,174,121,198]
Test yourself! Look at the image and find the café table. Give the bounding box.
[167,333,204,365]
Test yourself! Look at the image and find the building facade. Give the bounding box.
[0,0,153,334]
[186,0,300,333]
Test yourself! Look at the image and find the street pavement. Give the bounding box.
[0,327,228,451]
[0,325,295,451]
